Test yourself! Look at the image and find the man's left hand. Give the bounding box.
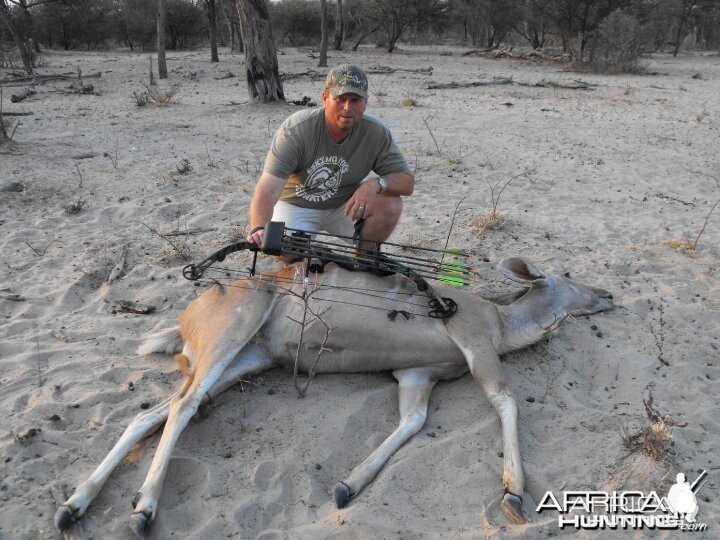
[344,179,380,221]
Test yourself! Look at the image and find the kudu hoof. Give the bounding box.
[128,511,150,538]
[53,505,75,530]
[502,492,525,525]
[333,482,351,509]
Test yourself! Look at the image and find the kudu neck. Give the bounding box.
[496,286,565,354]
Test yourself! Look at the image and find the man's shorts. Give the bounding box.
[271,201,356,240]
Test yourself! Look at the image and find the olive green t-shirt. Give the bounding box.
[263,108,410,209]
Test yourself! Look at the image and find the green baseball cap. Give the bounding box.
[325,64,369,99]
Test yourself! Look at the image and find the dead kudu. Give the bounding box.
[54,257,613,536]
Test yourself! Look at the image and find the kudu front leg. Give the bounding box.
[461,345,525,524]
[334,367,443,508]
[54,345,274,532]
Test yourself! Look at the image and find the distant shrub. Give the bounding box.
[585,9,649,74]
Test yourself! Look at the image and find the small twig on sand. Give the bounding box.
[440,196,468,266]
[25,239,53,257]
[163,227,217,236]
[74,164,84,189]
[142,222,191,260]
[681,165,720,188]
[36,336,45,387]
[107,245,128,284]
[422,115,443,154]
[204,141,217,168]
[650,301,668,366]
[691,198,719,251]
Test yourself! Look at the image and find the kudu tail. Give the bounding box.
[136,326,184,356]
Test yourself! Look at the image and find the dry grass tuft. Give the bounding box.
[470,211,507,235]
[620,391,687,462]
[131,83,181,107]
[64,199,86,214]
[664,239,694,254]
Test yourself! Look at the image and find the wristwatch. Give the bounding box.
[377,177,388,194]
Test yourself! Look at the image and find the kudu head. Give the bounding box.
[498,257,614,318]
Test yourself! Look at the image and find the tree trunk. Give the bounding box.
[235,0,284,102]
[0,0,34,76]
[318,0,328,67]
[208,0,219,62]
[157,0,168,78]
[333,0,343,50]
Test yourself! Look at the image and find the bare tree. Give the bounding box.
[235,0,284,102]
[202,0,219,62]
[318,0,328,67]
[334,0,344,49]
[370,0,449,53]
[669,0,717,57]
[0,0,34,75]
[512,0,549,49]
[220,0,242,52]
[157,0,167,78]
[535,0,631,59]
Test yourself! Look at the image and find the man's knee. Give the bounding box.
[377,195,403,221]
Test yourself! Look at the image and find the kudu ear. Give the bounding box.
[498,257,546,283]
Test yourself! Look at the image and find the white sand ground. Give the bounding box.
[1,44,719,539]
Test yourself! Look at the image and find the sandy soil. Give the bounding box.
[1,44,719,539]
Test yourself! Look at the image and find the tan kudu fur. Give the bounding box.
[54,257,613,537]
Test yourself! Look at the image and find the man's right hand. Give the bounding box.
[247,226,265,246]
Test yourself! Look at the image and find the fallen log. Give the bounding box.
[0,72,102,86]
[365,65,433,75]
[531,78,596,90]
[0,111,32,116]
[426,76,513,90]
[281,69,325,81]
[462,48,494,56]
[11,87,35,102]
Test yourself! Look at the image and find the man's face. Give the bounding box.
[322,91,367,134]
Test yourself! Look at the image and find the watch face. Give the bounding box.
[379,177,387,192]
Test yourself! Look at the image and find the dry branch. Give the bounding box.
[365,65,433,75]
[0,72,102,87]
[462,48,494,56]
[163,227,217,236]
[531,79,596,90]
[426,77,513,90]
[280,69,325,81]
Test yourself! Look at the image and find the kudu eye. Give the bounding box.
[563,272,572,279]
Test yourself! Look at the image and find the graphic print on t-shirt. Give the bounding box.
[296,155,350,203]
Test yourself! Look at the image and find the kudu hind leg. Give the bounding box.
[54,381,188,531]
[128,355,243,536]
[334,367,440,508]
[55,344,274,531]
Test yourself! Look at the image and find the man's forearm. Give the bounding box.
[376,172,415,196]
[247,173,287,244]
[249,190,276,230]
